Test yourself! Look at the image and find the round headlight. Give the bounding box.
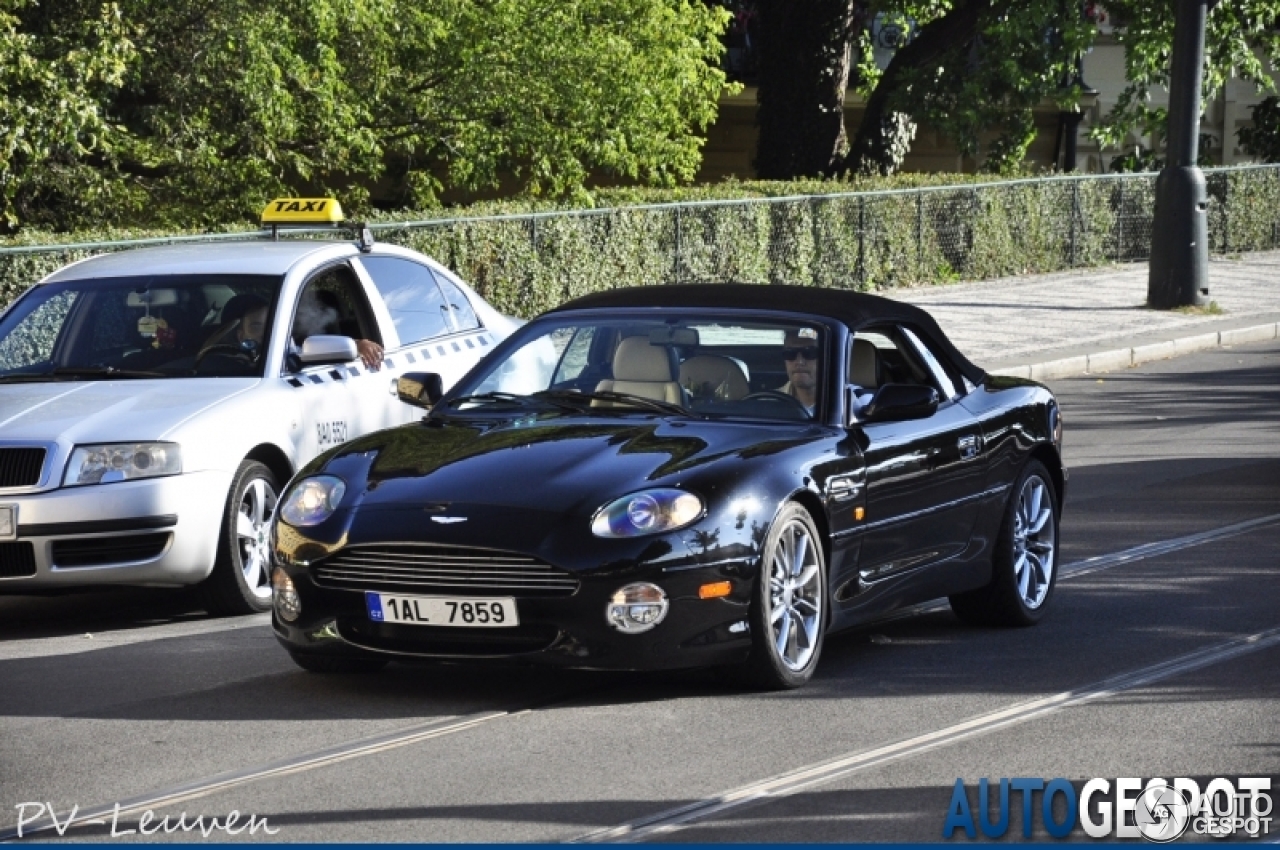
[591,488,703,538]
[279,476,347,527]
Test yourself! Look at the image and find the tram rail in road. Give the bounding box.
[6,511,1277,843]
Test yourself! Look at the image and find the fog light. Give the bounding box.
[272,568,301,622]
[606,582,668,633]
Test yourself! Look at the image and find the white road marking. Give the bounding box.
[569,626,1280,843]
[0,613,271,661]
[874,511,1280,625]
[0,709,518,841]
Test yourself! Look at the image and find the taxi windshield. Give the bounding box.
[0,274,282,381]
[452,313,827,422]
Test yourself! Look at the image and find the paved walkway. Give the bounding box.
[885,252,1280,378]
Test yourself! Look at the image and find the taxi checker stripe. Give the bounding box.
[284,332,493,388]
[569,625,1280,844]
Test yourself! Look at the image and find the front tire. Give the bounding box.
[950,459,1060,627]
[742,502,827,689]
[201,460,279,616]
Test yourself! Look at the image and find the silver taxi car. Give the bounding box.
[0,200,517,613]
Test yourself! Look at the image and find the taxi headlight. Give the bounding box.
[591,488,703,538]
[280,476,347,527]
[64,442,181,486]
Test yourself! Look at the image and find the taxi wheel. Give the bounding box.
[740,502,827,690]
[949,459,1059,627]
[201,460,279,616]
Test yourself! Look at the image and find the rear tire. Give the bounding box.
[950,459,1059,627]
[201,460,279,616]
[288,651,388,674]
[740,502,827,690]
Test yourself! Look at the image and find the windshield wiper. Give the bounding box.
[52,366,168,379]
[537,389,689,417]
[445,391,584,413]
[0,367,166,383]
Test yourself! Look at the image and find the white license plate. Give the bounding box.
[0,505,14,540]
[365,592,518,628]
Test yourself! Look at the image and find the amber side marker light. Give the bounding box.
[699,581,732,599]
[854,507,865,521]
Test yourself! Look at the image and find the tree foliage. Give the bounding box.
[758,0,1280,178]
[0,0,731,231]
[1089,1,1280,151]
[1238,95,1280,160]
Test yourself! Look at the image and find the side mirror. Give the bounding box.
[398,372,444,409]
[298,335,358,367]
[859,383,939,424]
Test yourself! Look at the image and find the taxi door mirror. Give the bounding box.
[298,335,358,367]
[860,384,939,424]
[398,372,443,409]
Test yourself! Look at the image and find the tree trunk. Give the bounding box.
[846,0,991,175]
[754,0,860,179]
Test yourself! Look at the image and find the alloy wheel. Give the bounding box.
[1013,475,1055,609]
[767,519,823,671]
[236,477,277,600]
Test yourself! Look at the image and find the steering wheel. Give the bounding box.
[194,343,257,371]
[741,390,811,415]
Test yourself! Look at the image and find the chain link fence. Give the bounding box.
[4,164,1280,317]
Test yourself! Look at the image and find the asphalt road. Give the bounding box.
[1,339,1277,844]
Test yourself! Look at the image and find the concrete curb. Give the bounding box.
[989,322,1280,380]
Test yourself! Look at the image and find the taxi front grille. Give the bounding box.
[0,448,45,488]
[312,544,579,597]
[51,533,172,568]
[0,542,36,578]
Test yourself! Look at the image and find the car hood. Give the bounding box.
[0,379,257,443]
[319,413,821,519]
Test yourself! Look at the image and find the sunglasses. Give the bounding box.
[782,346,819,361]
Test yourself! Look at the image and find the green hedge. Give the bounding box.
[4,166,1280,319]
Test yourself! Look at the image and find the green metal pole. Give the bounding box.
[1147,0,1215,309]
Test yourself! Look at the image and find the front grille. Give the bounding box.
[0,541,37,578]
[339,618,561,656]
[312,543,579,597]
[52,533,171,568]
[0,448,45,488]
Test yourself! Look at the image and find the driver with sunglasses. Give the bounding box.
[778,329,821,415]
[778,328,874,419]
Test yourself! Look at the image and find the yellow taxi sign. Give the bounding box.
[261,198,344,225]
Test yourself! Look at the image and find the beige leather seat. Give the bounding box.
[679,354,749,401]
[595,336,683,404]
[850,338,880,388]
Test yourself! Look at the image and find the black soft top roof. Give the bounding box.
[553,284,986,385]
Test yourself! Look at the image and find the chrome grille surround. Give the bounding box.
[312,543,579,597]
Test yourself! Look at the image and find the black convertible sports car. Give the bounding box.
[271,285,1064,688]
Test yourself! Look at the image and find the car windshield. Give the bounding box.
[452,313,827,422]
[0,274,283,381]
